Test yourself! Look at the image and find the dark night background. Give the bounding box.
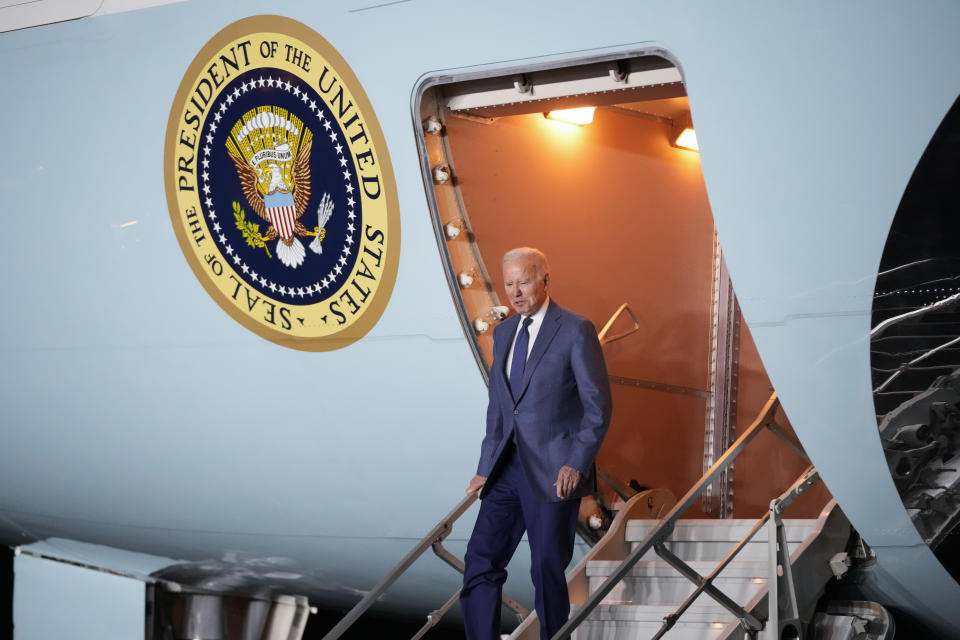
[871,93,960,593]
[306,607,463,639]
[871,94,960,417]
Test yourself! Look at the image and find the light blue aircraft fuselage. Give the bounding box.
[1,1,959,637]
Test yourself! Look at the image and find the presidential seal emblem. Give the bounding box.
[164,16,400,350]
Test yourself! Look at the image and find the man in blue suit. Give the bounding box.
[461,247,612,640]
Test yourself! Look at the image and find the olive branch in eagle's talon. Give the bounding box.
[233,201,272,258]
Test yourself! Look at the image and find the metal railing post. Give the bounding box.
[767,467,818,640]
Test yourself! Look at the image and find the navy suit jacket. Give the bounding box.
[476,300,612,503]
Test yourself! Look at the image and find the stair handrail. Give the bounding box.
[322,492,528,640]
[552,391,787,640]
[598,302,640,346]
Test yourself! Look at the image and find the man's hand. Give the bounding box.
[466,475,487,495]
[554,465,582,499]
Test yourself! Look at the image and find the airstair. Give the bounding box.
[324,392,876,640]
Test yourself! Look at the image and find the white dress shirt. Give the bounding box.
[505,297,550,381]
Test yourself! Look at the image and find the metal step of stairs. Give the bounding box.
[586,559,768,605]
[571,513,835,640]
[626,520,818,561]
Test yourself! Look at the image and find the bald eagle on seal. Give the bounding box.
[227,138,315,268]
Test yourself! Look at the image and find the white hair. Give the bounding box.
[502,247,550,278]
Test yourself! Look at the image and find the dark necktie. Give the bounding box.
[509,317,534,395]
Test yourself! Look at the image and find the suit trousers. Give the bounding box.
[461,445,579,640]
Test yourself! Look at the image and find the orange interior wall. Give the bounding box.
[442,107,830,519]
[731,323,832,518]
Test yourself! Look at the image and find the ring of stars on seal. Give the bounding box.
[200,72,361,302]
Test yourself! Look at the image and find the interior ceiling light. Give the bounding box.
[674,127,699,151]
[672,112,699,151]
[545,106,595,125]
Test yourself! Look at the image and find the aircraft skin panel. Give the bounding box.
[14,553,145,639]
[1,340,479,524]
[0,0,959,634]
[677,3,960,631]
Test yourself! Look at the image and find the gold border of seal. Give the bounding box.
[164,14,401,351]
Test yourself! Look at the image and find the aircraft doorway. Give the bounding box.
[414,54,831,525]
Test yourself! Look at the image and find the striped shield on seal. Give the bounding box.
[264,190,296,240]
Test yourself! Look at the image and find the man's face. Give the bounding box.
[502,258,548,316]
